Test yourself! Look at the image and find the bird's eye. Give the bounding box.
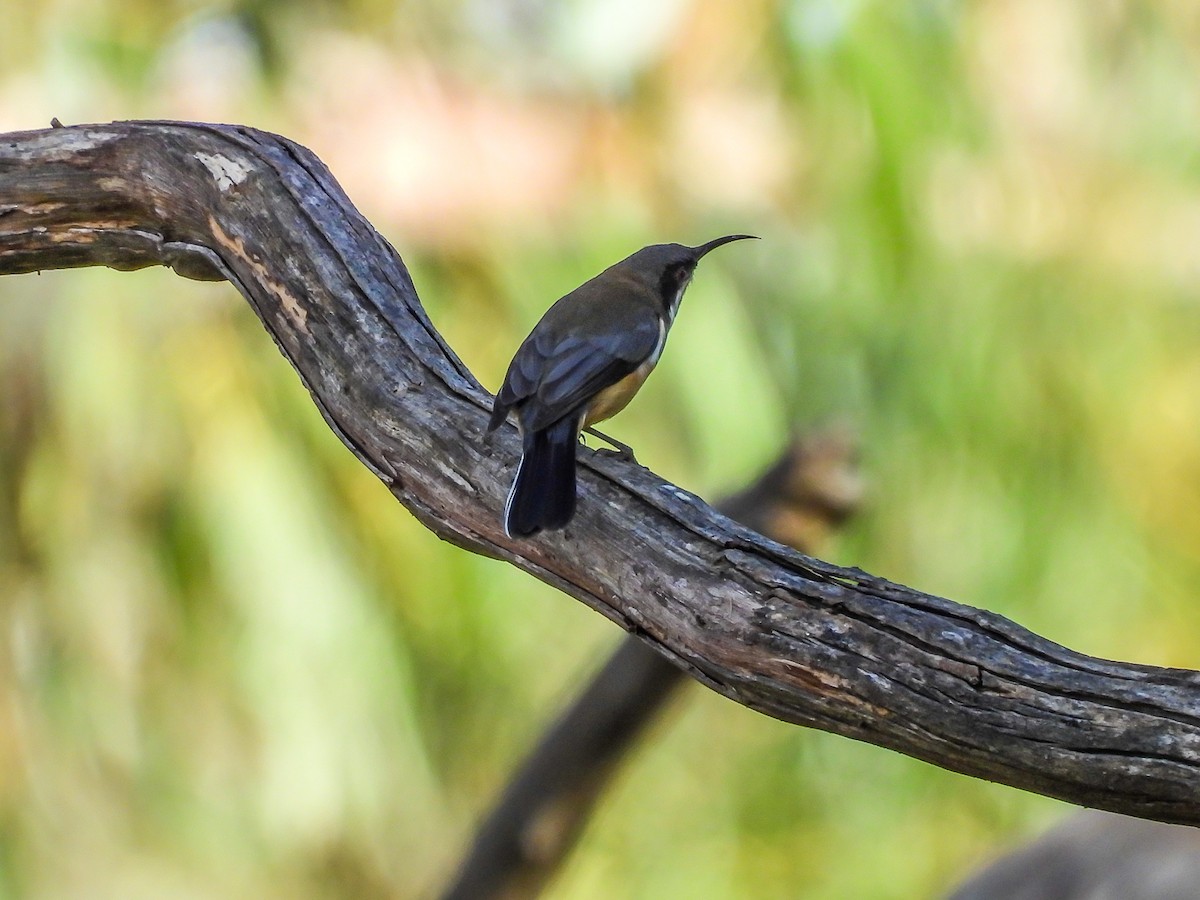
[673,264,690,283]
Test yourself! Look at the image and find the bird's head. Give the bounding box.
[620,234,758,317]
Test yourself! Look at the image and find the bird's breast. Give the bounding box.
[582,362,653,427]
[582,318,667,427]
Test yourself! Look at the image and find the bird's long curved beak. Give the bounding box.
[691,234,759,259]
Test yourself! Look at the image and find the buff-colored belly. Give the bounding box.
[583,360,655,427]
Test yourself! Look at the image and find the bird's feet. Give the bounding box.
[583,427,638,463]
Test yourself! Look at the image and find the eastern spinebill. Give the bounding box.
[487,235,757,538]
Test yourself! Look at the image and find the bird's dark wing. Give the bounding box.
[496,290,661,434]
[488,342,542,431]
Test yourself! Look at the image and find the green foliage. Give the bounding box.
[3,1,1200,897]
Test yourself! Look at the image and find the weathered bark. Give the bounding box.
[2,121,1200,825]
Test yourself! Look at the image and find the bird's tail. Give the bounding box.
[504,418,578,538]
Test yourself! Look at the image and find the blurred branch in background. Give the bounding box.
[947,811,1200,900]
[4,121,1200,836]
[444,430,862,899]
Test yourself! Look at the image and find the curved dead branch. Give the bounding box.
[2,121,1199,825]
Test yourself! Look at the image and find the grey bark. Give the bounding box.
[2,121,1200,825]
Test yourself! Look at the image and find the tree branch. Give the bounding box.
[2,121,1199,825]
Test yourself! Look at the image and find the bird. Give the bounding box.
[487,234,757,538]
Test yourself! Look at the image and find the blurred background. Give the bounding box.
[2,0,1200,897]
